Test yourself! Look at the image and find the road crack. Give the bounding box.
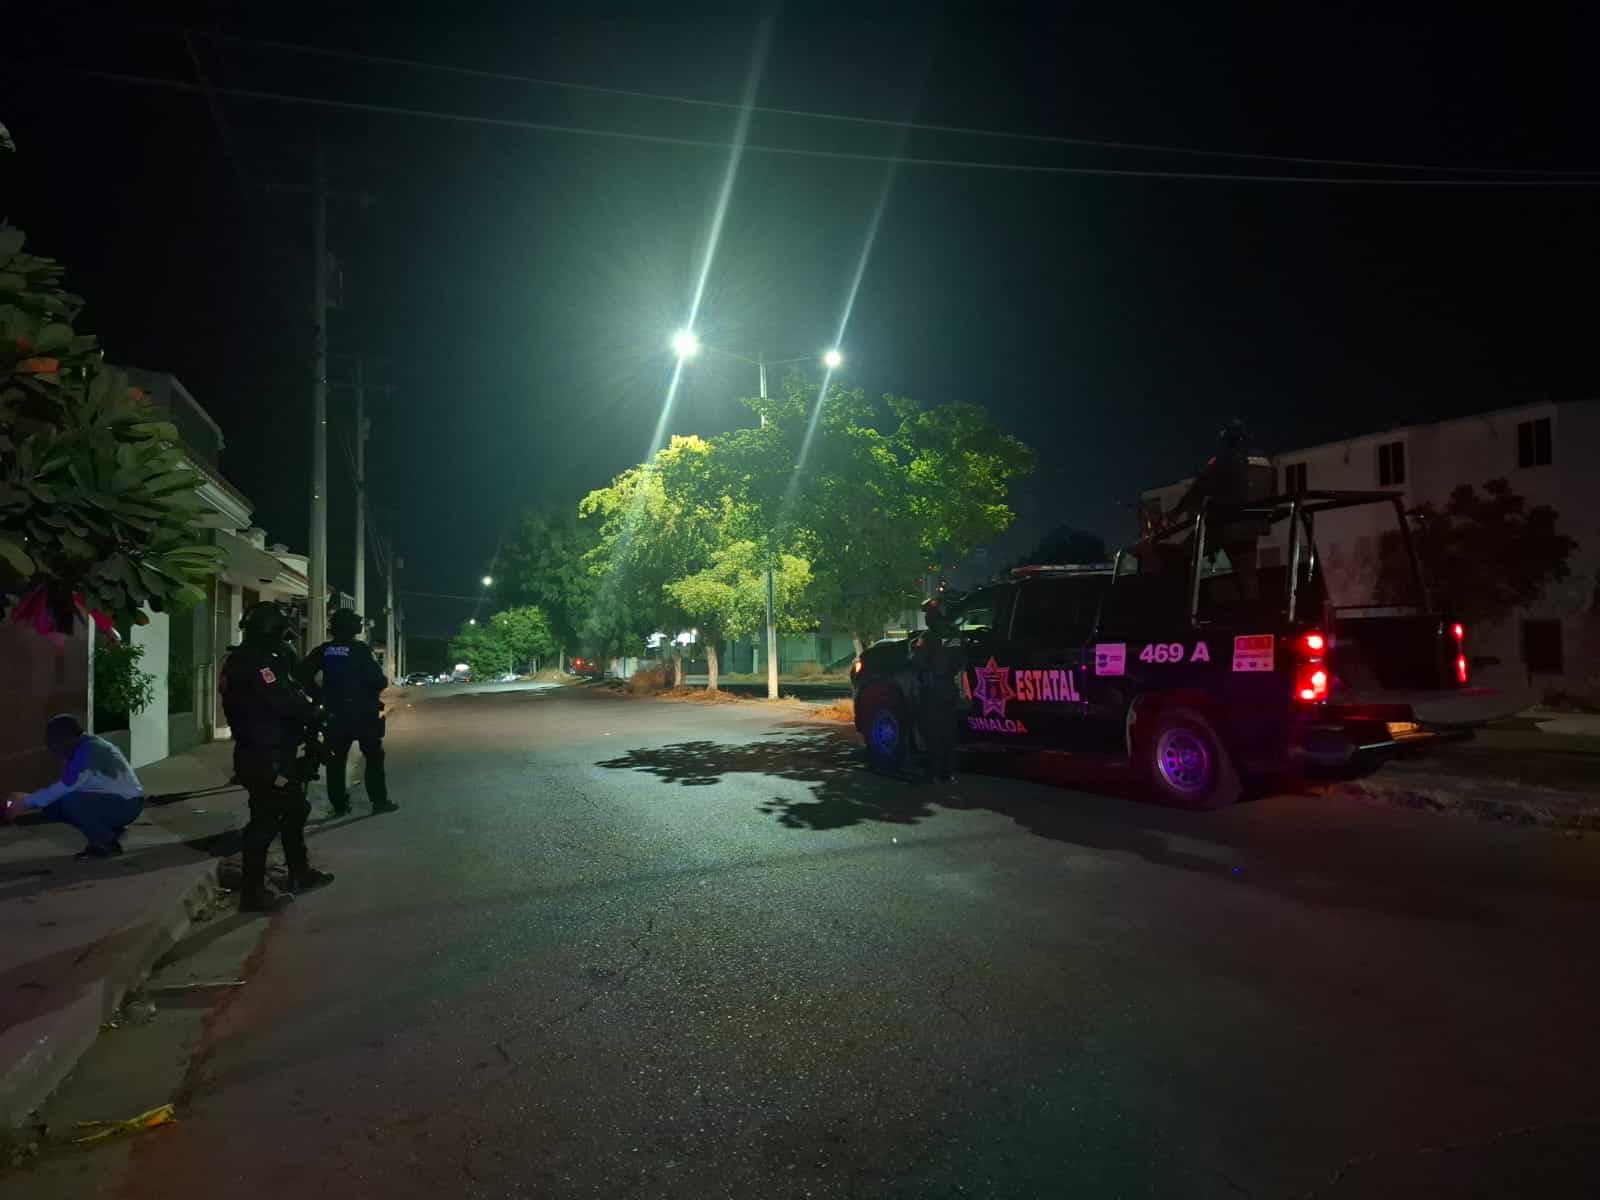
[497,915,657,1066]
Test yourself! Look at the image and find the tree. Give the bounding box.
[447,607,559,679]
[494,508,595,662]
[447,621,505,681]
[664,541,812,690]
[1378,478,1577,624]
[582,436,731,687]
[0,226,222,640]
[489,605,557,671]
[1017,525,1109,568]
[716,376,1035,651]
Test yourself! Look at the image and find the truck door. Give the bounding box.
[1007,576,1107,748]
[943,585,1030,745]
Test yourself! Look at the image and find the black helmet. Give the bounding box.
[330,608,363,638]
[240,602,291,640]
[1218,418,1250,448]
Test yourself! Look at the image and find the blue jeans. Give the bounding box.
[44,790,145,849]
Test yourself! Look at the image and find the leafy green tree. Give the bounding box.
[489,605,557,671]
[1378,478,1577,624]
[0,225,223,637]
[447,607,559,679]
[581,436,730,686]
[494,508,595,663]
[664,541,812,690]
[715,375,1034,651]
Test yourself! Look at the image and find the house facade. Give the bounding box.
[1139,399,1600,697]
[106,371,312,766]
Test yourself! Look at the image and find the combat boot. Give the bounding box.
[287,867,336,893]
[239,885,294,913]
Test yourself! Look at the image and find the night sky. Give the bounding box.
[6,3,1596,633]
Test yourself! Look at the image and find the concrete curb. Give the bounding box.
[0,861,223,1129]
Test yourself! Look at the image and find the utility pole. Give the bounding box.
[759,349,778,701]
[353,354,367,622]
[384,535,397,684]
[307,131,329,651]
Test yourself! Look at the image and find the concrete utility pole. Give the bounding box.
[307,131,329,650]
[758,350,779,701]
[353,354,367,622]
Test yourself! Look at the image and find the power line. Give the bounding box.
[182,27,1600,178]
[400,589,484,603]
[26,65,1600,188]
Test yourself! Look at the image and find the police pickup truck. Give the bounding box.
[851,490,1490,808]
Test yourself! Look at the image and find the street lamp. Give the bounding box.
[468,618,477,626]
[674,335,846,700]
[481,575,493,588]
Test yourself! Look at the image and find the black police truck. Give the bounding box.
[851,490,1495,808]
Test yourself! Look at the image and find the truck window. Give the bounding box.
[949,586,1015,639]
[1014,578,1106,642]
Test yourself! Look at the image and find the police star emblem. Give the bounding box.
[972,656,1016,718]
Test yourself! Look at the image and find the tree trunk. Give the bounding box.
[672,646,684,687]
[852,633,865,656]
[706,639,719,693]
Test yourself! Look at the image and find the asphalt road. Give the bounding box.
[79,686,1600,1196]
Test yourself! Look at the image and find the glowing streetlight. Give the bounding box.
[468,618,477,626]
[672,330,701,359]
[822,348,844,369]
[481,575,493,587]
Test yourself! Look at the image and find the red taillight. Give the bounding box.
[1297,667,1329,703]
[1456,654,1469,685]
[1452,622,1465,642]
[1304,632,1326,653]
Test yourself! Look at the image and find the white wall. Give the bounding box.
[128,608,170,768]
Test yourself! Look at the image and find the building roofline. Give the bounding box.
[1141,397,1598,497]
[1278,396,1597,461]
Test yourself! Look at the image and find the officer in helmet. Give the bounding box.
[220,603,334,911]
[299,608,393,816]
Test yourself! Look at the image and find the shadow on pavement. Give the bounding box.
[0,808,378,905]
[596,729,1600,923]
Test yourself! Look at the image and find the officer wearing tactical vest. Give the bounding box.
[220,603,335,911]
[299,608,394,816]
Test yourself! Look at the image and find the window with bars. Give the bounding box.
[1516,417,1552,468]
[1377,440,1405,487]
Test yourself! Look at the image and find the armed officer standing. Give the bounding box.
[221,603,335,912]
[299,608,394,816]
[913,597,962,785]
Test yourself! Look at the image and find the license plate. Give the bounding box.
[1386,721,1420,738]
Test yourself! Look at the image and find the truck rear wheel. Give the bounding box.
[1144,707,1241,810]
[860,692,910,772]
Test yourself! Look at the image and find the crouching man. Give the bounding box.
[1,714,145,859]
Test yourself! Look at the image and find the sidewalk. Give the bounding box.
[0,740,362,1129]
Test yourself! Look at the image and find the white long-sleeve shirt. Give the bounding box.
[22,735,144,810]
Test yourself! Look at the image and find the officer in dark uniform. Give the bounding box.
[299,608,393,816]
[913,597,962,785]
[220,603,334,911]
[1164,419,1264,600]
